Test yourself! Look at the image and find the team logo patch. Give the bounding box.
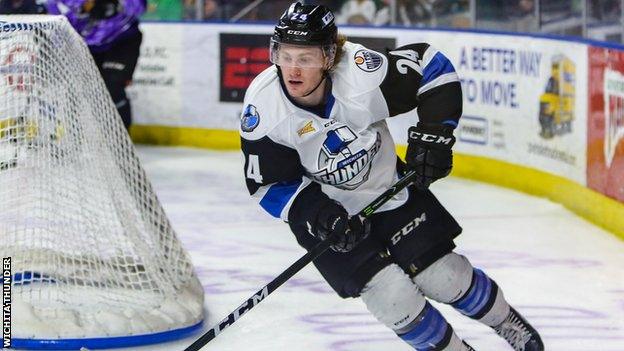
[311,127,381,190]
[297,120,316,137]
[354,50,383,72]
[241,104,260,132]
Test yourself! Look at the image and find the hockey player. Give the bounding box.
[240,2,544,350]
[46,0,145,130]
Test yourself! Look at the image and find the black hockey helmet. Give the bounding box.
[270,2,338,69]
[272,2,337,46]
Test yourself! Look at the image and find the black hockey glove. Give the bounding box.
[89,0,122,19]
[312,200,371,253]
[406,122,456,190]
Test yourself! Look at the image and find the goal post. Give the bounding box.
[0,15,205,349]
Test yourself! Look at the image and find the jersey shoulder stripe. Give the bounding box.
[421,50,456,84]
[419,48,459,95]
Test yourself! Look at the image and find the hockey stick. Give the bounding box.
[184,170,417,351]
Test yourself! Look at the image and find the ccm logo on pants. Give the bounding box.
[390,212,427,245]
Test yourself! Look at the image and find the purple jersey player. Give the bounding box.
[47,0,146,129]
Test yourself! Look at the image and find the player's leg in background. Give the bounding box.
[412,252,544,351]
[92,30,143,130]
[360,263,475,350]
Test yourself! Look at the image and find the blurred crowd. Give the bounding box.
[141,0,472,27]
[140,0,623,35]
[3,0,622,27]
[1,0,623,43]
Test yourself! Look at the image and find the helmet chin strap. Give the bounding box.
[301,71,328,98]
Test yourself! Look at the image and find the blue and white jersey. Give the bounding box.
[240,41,462,222]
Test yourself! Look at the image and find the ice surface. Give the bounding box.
[73,146,624,351]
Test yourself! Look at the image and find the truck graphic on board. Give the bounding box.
[539,55,575,139]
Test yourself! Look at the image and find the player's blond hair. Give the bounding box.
[329,34,347,71]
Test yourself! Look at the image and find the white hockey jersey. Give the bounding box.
[240,41,461,222]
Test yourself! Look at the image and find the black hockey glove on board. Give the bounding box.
[311,200,371,253]
[406,122,456,190]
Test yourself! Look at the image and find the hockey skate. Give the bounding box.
[493,307,544,351]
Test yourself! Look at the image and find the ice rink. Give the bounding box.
[132,145,624,351]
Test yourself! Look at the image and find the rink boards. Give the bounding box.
[124,22,624,239]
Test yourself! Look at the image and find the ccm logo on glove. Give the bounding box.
[405,122,456,190]
[408,131,454,145]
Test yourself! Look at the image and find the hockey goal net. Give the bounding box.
[0,15,204,349]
